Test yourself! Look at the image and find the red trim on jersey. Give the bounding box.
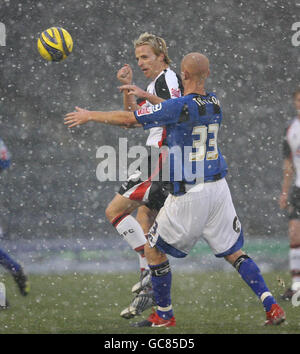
[129,180,152,201]
[149,148,168,180]
[129,149,168,201]
[129,144,169,201]
[158,127,167,148]
[138,100,146,107]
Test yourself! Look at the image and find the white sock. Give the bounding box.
[114,213,147,252]
[290,247,300,289]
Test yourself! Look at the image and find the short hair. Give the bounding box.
[293,88,300,99]
[134,32,171,65]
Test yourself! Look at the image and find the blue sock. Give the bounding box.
[0,248,21,273]
[149,260,173,320]
[234,255,276,312]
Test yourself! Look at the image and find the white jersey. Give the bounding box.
[284,118,300,187]
[137,68,183,148]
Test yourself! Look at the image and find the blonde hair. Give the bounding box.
[134,32,171,65]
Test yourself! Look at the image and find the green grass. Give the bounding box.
[0,271,299,334]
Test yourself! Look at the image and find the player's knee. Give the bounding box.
[144,242,167,265]
[105,204,113,222]
[225,249,246,267]
[147,209,158,226]
[105,202,119,223]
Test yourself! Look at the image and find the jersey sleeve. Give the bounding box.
[155,71,183,100]
[134,99,182,130]
[283,128,291,159]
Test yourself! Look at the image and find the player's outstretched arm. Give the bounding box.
[279,157,294,209]
[119,84,165,106]
[64,106,141,128]
[122,88,139,112]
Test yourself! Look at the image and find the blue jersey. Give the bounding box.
[134,92,228,195]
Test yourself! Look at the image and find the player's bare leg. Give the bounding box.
[225,249,285,325]
[135,205,157,271]
[106,193,142,221]
[144,241,167,265]
[136,205,157,234]
[282,219,300,300]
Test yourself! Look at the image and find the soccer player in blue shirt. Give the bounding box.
[0,138,30,302]
[65,52,285,327]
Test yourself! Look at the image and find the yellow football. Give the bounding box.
[37,27,73,62]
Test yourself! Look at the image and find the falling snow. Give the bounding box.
[0,2,299,335]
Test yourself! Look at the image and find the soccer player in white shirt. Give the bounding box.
[279,88,300,299]
[107,33,183,318]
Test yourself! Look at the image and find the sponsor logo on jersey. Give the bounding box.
[137,103,162,117]
[171,88,181,98]
[136,106,153,117]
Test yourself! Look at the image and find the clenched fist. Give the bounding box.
[117,64,133,84]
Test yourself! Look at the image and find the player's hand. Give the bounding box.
[279,192,288,209]
[119,84,147,99]
[117,64,133,84]
[64,107,92,128]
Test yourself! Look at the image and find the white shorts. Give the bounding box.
[147,178,243,258]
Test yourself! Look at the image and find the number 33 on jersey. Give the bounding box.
[135,92,228,195]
